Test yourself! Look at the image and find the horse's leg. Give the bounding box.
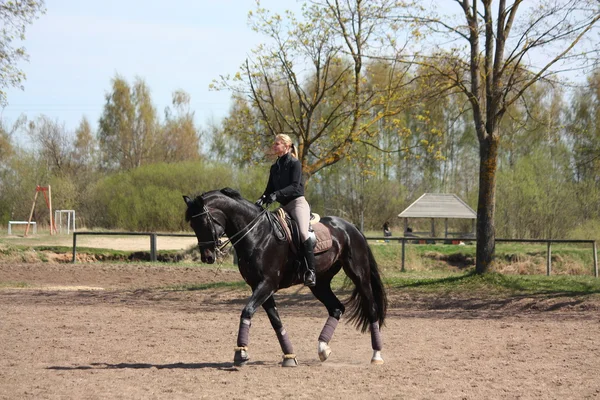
[343,255,386,365]
[234,281,275,366]
[310,282,345,362]
[370,319,384,365]
[262,296,297,367]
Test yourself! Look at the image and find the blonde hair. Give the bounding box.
[275,133,298,158]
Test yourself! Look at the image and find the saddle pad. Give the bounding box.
[275,209,333,254]
[312,222,332,254]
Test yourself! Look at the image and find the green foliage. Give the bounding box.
[0,0,46,106]
[496,149,578,239]
[568,219,600,242]
[83,161,265,231]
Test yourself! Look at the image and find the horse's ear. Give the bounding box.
[183,195,193,207]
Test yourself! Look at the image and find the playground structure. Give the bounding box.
[25,185,57,236]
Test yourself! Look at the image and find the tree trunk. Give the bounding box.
[475,133,499,274]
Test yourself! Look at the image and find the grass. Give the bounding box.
[2,233,600,298]
[0,281,29,288]
[164,281,247,291]
[384,270,600,296]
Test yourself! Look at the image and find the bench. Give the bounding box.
[8,221,37,235]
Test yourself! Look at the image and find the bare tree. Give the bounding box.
[28,115,72,174]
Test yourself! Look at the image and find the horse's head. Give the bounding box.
[183,194,225,264]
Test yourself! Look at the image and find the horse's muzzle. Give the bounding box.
[199,247,216,264]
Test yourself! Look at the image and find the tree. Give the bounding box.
[215,0,416,182]
[72,117,97,171]
[0,0,45,106]
[567,70,600,183]
[403,0,600,273]
[27,115,72,174]
[0,116,25,165]
[98,75,159,171]
[159,90,201,163]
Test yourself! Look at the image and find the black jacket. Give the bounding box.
[262,153,304,205]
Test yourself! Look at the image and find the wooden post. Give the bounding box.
[546,241,552,276]
[593,241,598,278]
[48,185,55,235]
[444,218,448,238]
[150,234,157,262]
[72,233,77,263]
[25,190,39,237]
[401,238,406,272]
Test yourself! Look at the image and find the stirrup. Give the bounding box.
[304,271,316,287]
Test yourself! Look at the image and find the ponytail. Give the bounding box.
[290,143,298,158]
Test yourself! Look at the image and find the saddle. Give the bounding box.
[272,208,332,254]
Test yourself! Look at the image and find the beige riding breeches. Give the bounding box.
[282,196,311,242]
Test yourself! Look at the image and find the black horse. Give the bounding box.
[183,188,387,367]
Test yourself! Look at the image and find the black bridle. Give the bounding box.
[190,203,268,256]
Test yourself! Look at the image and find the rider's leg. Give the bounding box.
[302,238,317,287]
[283,197,316,287]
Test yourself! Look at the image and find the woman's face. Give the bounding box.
[272,139,289,157]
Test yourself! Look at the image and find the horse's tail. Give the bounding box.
[346,242,388,333]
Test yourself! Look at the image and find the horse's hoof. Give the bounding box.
[234,349,250,366]
[318,341,331,362]
[371,350,384,365]
[281,354,298,367]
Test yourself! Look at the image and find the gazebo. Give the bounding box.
[398,193,476,238]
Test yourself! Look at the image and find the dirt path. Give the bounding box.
[1,262,600,399]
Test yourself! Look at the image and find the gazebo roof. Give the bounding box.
[398,193,476,219]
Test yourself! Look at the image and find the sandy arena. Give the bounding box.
[1,261,600,399]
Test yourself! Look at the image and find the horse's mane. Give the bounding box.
[185,187,254,222]
[220,187,244,201]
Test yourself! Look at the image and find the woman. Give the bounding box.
[255,134,316,287]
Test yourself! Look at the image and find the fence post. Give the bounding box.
[593,241,598,278]
[72,233,77,263]
[401,238,406,272]
[150,234,157,262]
[546,241,552,276]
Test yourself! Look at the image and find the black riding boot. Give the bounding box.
[302,239,316,287]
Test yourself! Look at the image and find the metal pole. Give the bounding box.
[593,241,598,278]
[401,238,406,272]
[546,241,552,276]
[72,233,77,263]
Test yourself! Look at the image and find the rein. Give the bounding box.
[191,205,269,255]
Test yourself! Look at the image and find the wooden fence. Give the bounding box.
[71,232,599,278]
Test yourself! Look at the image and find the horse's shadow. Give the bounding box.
[47,361,267,371]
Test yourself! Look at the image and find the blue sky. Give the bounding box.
[3,0,594,149]
[2,0,301,145]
